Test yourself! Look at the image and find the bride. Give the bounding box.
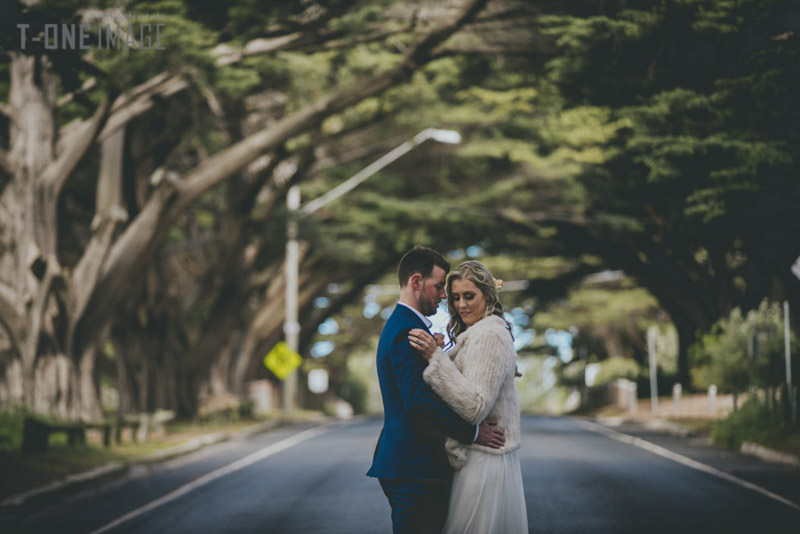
[408,260,528,533]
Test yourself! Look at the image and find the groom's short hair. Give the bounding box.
[398,246,450,288]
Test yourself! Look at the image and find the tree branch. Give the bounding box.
[74,0,490,354]
[0,281,24,355]
[97,75,188,142]
[298,258,397,354]
[552,219,717,329]
[69,126,127,352]
[215,23,409,66]
[56,77,98,108]
[259,0,359,38]
[214,1,362,65]
[178,0,489,208]
[293,24,415,53]
[214,33,304,66]
[44,94,113,195]
[0,148,13,177]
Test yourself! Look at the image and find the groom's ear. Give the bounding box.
[409,273,422,290]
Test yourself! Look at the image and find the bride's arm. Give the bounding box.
[413,330,514,425]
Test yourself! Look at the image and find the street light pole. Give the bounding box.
[282,185,301,415]
[281,128,461,415]
[648,326,658,413]
[785,300,795,424]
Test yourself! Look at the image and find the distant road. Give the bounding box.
[4,416,799,533]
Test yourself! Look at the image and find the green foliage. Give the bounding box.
[533,276,661,361]
[558,359,586,388]
[336,372,368,415]
[91,6,218,89]
[711,397,796,452]
[6,0,798,419]
[516,355,578,415]
[214,63,262,97]
[690,300,797,393]
[651,324,679,375]
[593,356,643,386]
[0,404,30,451]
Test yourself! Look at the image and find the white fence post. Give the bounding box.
[708,384,717,417]
[672,383,682,417]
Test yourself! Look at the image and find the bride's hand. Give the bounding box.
[408,329,439,360]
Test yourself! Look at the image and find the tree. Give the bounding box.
[0,0,491,419]
[690,300,798,410]
[440,0,800,386]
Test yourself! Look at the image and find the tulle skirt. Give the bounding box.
[444,448,528,534]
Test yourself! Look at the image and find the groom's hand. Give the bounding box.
[476,419,505,449]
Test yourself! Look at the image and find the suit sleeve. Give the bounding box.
[423,330,515,425]
[388,331,476,444]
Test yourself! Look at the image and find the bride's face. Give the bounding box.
[450,278,487,327]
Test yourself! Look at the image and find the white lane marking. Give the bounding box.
[575,419,800,512]
[90,423,336,534]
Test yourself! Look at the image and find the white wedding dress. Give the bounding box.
[443,448,528,533]
[422,315,528,534]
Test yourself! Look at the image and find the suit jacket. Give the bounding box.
[366,304,476,480]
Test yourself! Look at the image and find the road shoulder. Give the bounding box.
[581,416,800,509]
[0,417,323,511]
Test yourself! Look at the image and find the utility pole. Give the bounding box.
[282,186,301,415]
[648,326,658,413]
[785,301,795,424]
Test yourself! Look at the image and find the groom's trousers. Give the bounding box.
[379,478,451,534]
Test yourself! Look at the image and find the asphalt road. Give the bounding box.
[3,416,799,533]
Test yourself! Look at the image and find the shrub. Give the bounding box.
[712,397,788,450]
[337,373,368,415]
[690,300,798,402]
[593,356,642,386]
[0,404,31,451]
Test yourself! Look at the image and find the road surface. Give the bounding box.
[3,416,799,533]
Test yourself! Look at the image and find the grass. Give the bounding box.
[575,399,799,457]
[0,404,336,502]
[0,414,278,502]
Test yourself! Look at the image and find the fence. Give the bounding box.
[606,380,738,420]
[21,410,175,453]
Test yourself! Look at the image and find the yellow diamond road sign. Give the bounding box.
[263,342,302,380]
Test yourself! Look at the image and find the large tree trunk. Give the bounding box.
[0,49,113,419]
[3,52,57,407]
[74,344,104,420]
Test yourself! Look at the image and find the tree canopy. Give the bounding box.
[1,0,798,419]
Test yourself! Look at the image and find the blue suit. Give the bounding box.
[367,304,476,532]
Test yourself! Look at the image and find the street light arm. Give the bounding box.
[299,128,460,216]
[282,128,459,414]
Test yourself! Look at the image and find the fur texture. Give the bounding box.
[423,315,521,469]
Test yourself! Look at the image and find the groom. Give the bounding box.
[367,246,505,533]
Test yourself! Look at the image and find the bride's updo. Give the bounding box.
[446,261,512,341]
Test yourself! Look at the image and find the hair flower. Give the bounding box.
[494,278,504,290]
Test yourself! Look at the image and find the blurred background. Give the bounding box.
[0,0,799,498]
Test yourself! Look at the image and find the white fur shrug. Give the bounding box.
[423,314,521,469]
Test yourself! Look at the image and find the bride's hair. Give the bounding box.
[446,261,512,341]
